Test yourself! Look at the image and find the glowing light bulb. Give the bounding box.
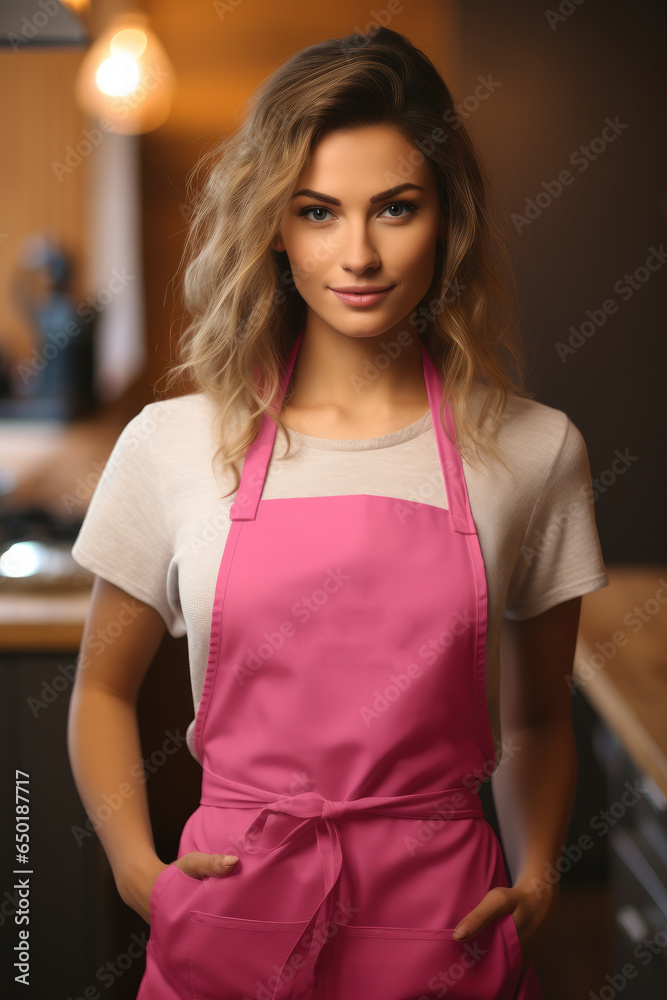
[0,541,41,578]
[110,28,147,58]
[74,14,175,134]
[95,54,141,97]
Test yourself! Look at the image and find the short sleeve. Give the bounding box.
[70,405,184,637]
[504,416,609,620]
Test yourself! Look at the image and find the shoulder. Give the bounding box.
[122,392,216,443]
[467,382,587,481]
[108,392,221,466]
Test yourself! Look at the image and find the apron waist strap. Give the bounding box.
[199,765,484,820]
[198,767,484,999]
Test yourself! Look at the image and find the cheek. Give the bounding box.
[284,230,327,282]
[391,235,439,283]
[290,240,340,295]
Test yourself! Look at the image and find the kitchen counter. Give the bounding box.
[0,587,91,650]
[575,564,667,800]
[4,567,666,782]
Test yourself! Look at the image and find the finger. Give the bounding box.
[211,853,239,875]
[177,852,239,879]
[452,904,489,940]
[452,901,501,941]
[452,891,510,940]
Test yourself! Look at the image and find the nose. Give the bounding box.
[338,220,381,273]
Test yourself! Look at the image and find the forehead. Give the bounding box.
[299,124,437,193]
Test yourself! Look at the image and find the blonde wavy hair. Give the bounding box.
[164,26,534,496]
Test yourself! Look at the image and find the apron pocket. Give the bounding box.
[189,909,311,1000]
[149,864,205,940]
[148,864,202,927]
[324,919,523,1000]
[499,910,524,969]
[149,864,179,924]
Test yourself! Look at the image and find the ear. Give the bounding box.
[272,232,285,253]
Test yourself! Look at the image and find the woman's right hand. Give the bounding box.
[119,852,240,924]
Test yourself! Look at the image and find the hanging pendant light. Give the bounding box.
[74,13,175,134]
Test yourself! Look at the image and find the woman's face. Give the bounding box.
[273,124,446,341]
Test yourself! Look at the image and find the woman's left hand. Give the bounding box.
[451,882,558,976]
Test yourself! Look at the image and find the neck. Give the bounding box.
[286,317,428,421]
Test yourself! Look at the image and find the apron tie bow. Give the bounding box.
[199,768,485,999]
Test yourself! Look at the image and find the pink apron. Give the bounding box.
[136,328,544,1000]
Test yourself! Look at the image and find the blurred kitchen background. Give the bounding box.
[0,1,665,997]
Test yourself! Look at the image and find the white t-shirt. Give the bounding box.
[71,388,609,762]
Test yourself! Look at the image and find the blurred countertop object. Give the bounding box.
[0,384,152,650]
[577,566,667,800]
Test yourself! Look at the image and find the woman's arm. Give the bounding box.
[451,595,581,966]
[67,576,170,921]
[492,596,581,948]
[67,575,240,924]
[494,595,581,890]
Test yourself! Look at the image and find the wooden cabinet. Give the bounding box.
[0,591,198,1000]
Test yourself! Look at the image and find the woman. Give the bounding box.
[67,26,609,1000]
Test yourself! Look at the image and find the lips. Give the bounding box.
[329,285,395,307]
[330,286,394,294]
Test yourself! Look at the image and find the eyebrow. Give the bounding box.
[291,182,425,205]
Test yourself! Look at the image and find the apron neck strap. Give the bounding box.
[421,342,476,534]
[230,329,475,535]
[229,331,303,520]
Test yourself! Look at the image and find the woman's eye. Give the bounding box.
[297,200,419,223]
[299,206,332,222]
[380,201,419,218]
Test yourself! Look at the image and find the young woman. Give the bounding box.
[67,26,609,1000]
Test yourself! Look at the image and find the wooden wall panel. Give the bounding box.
[0,48,90,363]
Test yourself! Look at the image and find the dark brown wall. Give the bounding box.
[456,0,666,565]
